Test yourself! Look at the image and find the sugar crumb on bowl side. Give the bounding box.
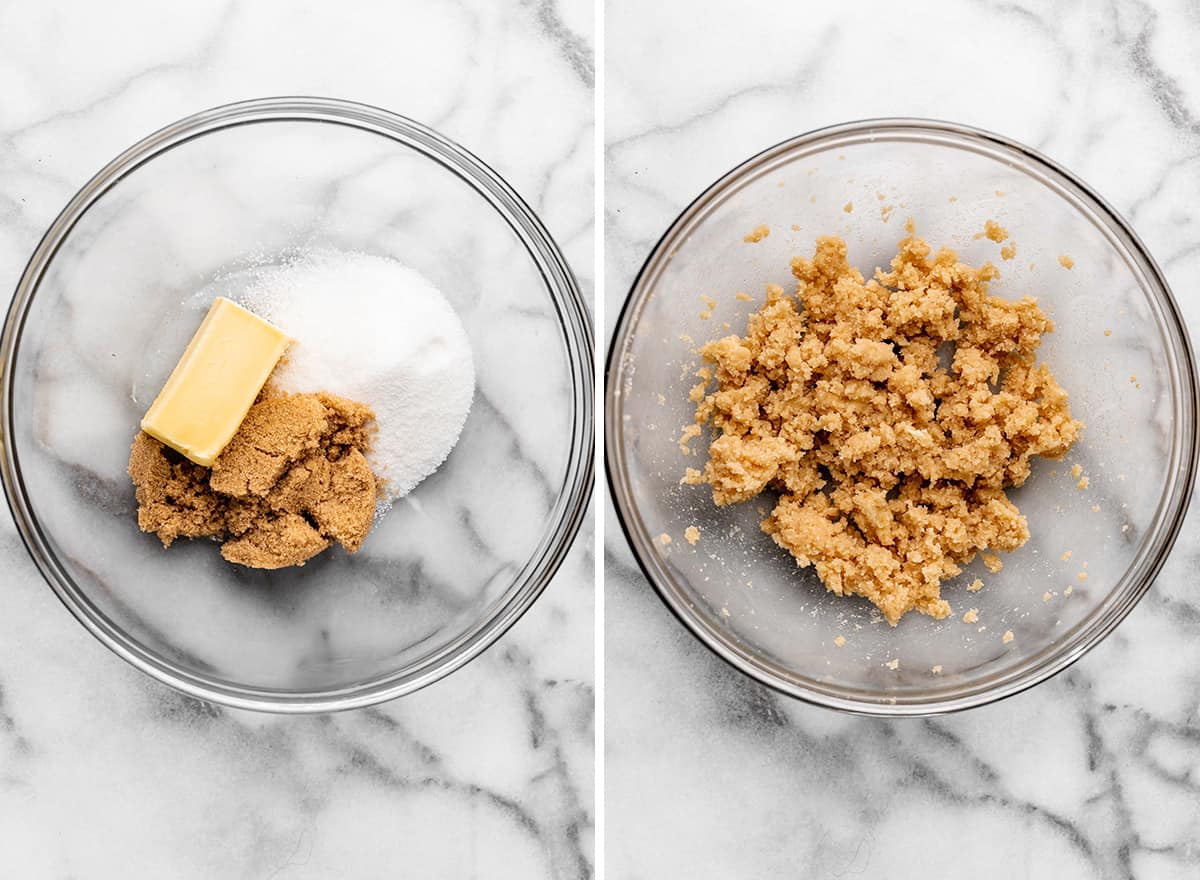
[969,219,1008,243]
[677,423,701,454]
[684,525,701,545]
[983,219,1009,242]
[744,224,771,243]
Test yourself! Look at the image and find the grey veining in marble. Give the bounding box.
[0,1,593,878]
[605,0,1200,877]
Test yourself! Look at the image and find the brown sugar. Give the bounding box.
[983,220,1009,243]
[744,225,770,243]
[684,231,1082,624]
[221,513,331,569]
[129,391,379,569]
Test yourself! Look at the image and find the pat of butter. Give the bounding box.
[141,297,291,466]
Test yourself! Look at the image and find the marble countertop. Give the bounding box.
[0,1,593,878]
[605,0,1200,877]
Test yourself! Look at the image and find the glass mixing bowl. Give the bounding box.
[1,97,593,712]
[606,118,1198,715]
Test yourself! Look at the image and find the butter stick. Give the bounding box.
[141,297,291,466]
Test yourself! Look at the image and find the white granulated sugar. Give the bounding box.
[236,251,474,505]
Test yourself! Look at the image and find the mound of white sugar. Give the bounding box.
[236,251,475,505]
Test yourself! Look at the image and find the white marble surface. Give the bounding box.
[606,0,1200,877]
[0,2,593,878]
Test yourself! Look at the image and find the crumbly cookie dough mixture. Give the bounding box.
[684,229,1081,624]
[129,391,378,569]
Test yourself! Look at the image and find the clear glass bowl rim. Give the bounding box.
[605,117,1200,717]
[0,96,595,713]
